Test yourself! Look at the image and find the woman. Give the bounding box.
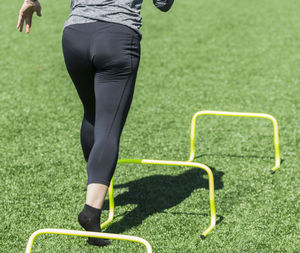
[17,0,174,247]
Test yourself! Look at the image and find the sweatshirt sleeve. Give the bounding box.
[153,0,174,12]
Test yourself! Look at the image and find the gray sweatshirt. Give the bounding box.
[64,0,174,36]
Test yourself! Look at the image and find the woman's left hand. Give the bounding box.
[17,0,42,34]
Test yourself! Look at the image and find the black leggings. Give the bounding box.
[62,21,141,186]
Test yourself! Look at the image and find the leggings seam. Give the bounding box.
[88,76,131,184]
[107,35,134,137]
[107,75,131,137]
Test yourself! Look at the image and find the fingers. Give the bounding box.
[25,16,32,34]
[17,3,42,34]
[18,12,33,33]
[19,18,25,33]
[16,13,23,29]
[26,23,30,34]
[36,8,42,17]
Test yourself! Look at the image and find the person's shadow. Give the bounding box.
[103,167,224,234]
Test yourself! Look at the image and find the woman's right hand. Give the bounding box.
[17,0,42,34]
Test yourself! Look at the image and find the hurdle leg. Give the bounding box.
[100,178,115,229]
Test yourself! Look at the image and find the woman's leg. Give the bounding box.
[62,25,110,246]
[62,25,96,162]
[62,22,140,246]
[84,28,140,216]
[86,22,141,187]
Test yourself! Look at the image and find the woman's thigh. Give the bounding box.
[62,26,96,122]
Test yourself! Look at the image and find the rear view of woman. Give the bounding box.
[17,0,174,247]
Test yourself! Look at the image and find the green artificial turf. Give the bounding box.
[1,0,299,252]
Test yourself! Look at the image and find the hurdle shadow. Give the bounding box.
[103,167,224,234]
[195,154,285,164]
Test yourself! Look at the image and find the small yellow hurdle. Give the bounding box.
[25,159,216,252]
[26,110,280,252]
[188,111,280,173]
[25,229,152,253]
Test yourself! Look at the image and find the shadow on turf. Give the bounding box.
[156,211,224,225]
[195,154,285,165]
[103,167,224,234]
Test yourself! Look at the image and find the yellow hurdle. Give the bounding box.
[25,229,152,253]
[26,159,215,252]
[113,159,217,239]
[188,111,280,173]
